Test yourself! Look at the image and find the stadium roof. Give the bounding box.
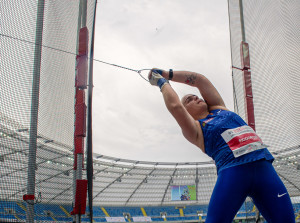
[1,112,300,207]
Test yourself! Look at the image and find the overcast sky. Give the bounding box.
[92,0,233,163]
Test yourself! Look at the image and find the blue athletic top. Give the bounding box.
[199,109,274,173]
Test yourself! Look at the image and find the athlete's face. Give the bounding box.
[182,94,208,118]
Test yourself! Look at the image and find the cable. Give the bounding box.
[0,33,77,57]
[0,33,150,82]
[93,58,150,82]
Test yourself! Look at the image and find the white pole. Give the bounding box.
[239,0,246,42]
[26,1,45,222]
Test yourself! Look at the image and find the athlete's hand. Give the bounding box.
[148,68,163,85]
[148,69,169,90]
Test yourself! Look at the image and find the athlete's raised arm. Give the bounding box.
[160,69,228,111]
[148,69,205,151]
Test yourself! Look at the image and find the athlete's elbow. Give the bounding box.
[166,102,184,115]
[182,129,199,146]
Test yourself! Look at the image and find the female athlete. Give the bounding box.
[148,69,295,223]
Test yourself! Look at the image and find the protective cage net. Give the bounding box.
[0,0,96,222]
[1,0,300,222]
[228,0,300,204]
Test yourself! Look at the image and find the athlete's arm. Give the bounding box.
[161,70,228,111]
[160,84,204,151]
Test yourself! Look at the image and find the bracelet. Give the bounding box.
[169,69,173,80]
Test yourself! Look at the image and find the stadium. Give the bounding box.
[1,0,300,223]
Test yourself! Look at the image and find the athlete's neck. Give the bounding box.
[195,111,209,120]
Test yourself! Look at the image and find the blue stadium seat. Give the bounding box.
[93,217,107,222]
[105,206,143,217]
[151,217,165,221]
[93,206,106,217]
[35,203,68,216]
[0,214,17,221]
[0,201,25,215]
[56,217,73,221]
[1,200,300,222]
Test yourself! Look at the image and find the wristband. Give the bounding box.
[157,78,169,90]
[169,69,173,80]
[154,69,163,75]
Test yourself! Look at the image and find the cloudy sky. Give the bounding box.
[92,0,233,163]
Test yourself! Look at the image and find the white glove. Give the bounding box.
[148,69,169,90]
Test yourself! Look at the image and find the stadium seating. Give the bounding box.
[0,200,298,222]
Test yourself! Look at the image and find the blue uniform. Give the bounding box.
[199,109,273,173]
[199,109,295,223]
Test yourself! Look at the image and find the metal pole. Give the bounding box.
[75,0,82,54]
[238,1,258,217]
[81,0,87,27]
[238,0,256,131]
[72,164,76,222]
[26,1,45,222]
[239,0,246,42]
[227,0,240,114]
[76,1,87,222]
[86,1,97,221]
[76,154,83,223]
[73,1,82,222]
[195,167,199,202]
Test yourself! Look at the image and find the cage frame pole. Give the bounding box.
[238,1,258,219]
[86,1,98,222]
[195,167,199,202]
[238,0,256,131]
[75,1,87,223]
[26,0,45,222]
[73,1,82,223]
[73,1,82,222]
[239,0,246,42]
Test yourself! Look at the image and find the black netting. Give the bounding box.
[1,0,300,222]
[228,0,300,207]
[0,0,96,222]
[228,0,300,152]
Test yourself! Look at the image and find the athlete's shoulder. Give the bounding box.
[209,108,233,115]
[208,105,229,112]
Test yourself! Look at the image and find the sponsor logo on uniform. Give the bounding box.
[277,193,287,198]
[204,118,214,124]
[202,118,214,127]
[221,125,268,158]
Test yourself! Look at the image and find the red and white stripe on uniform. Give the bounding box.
[221,125,268,158]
